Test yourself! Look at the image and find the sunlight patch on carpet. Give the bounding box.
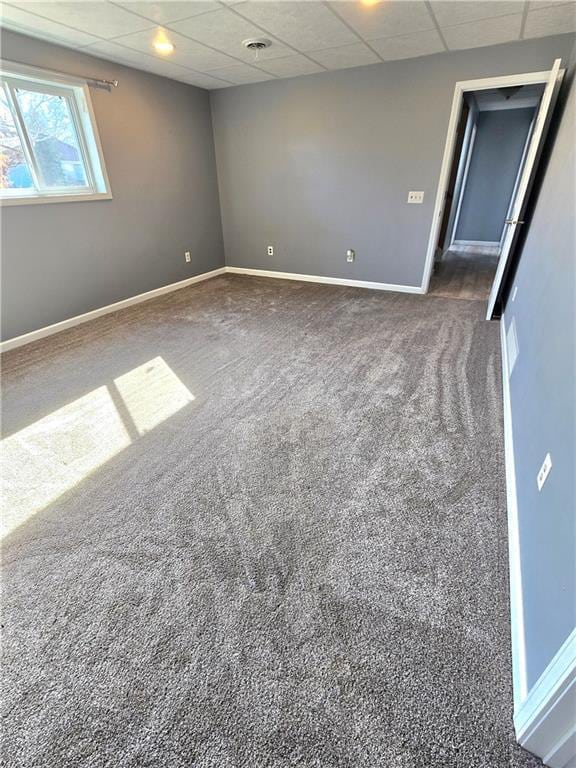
[1,357,194,537]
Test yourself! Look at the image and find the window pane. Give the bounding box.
[0,87,33,191]
[14,87,89,189]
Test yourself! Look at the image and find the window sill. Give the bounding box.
[0,191,113,207]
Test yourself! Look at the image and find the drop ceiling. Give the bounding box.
[1,1,575,90]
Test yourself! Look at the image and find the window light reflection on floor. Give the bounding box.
[1,357,194,538]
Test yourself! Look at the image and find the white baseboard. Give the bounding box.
[0,265,423,353]
[226,266,424,294]
[500,315,576,768]
[500,314,528,708]
[516,630,576,768]
[0,267,226,353]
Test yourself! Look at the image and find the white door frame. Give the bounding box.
[448,117,478,248]
[420,68,555,295]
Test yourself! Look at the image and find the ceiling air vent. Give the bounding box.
[242,38,272,52]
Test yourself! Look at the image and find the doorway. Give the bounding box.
[429,84,542,301]
[421,61,564,318]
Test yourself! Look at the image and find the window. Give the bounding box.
[0,62,111,204]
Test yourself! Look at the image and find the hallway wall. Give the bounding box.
[455,107,535,243]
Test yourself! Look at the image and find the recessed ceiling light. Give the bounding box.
[153,32,175,55]
[360,0,381,6]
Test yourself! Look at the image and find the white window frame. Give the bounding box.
[0,60,112,206]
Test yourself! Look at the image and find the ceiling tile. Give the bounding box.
[529,0,573,8]
[112,26,240,69]
[84,39,232,87]
[524,2,576,36]
[329,1,434,42]
[257,54,324,77]
[84,40,179,74]
[309,42,380,70]
[430,1,524,28]
[231,2,356,52]
[206,62,276,84]
[84,39,160,65]
[443,13,523,49]
[167,8,291,62]
[6,1,155,38]
[173,71,234,88]
[136,58,196,78]
[371,28,445,61]
[0,3,102,47]
[111,2,221,25]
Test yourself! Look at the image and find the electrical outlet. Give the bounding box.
[185,251,191,263]
[267,245,274,256]
[537,453,552,491]
[407,191,424,204]
[346,249,355,263]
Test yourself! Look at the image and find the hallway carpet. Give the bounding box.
[2,275,541,768]
[429,250,500,302]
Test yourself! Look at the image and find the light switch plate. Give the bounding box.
[407,191,424,204]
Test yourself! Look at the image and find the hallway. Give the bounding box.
[428,248,500,302]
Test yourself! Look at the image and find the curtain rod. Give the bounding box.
[87,77,118,90]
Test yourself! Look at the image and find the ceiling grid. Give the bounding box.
[0,1,574,89]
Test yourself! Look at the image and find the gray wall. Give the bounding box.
[503,45,576,690]
[0,30,224,341]
[211,34,575,288]
[455,107,535,243]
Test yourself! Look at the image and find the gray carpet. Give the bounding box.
[429,250,500,302]
[2,275,542,768]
